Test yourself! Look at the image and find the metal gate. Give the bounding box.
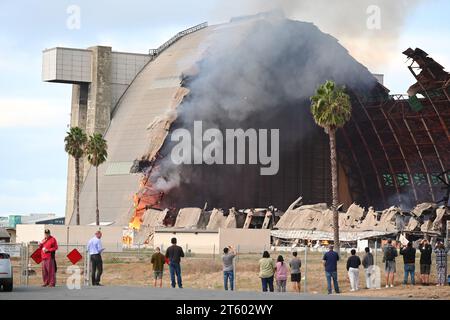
[22,244,89,287]
[0,243,27,286]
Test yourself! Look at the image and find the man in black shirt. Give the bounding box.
[418,239,432,286]
[165,237,185,288]
[400,241,416,285]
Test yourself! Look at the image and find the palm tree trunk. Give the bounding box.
[75,158,80,225]
[329,128,340,251]
[96,166,99,226]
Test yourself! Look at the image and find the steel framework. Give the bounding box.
[338,48,450,209]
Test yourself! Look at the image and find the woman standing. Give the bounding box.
[275,255,289,292]
[259,251,275,292]
[435,242,448,286]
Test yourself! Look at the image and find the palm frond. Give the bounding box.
[64,127,87,159]
[86,133,108,167]
[310,80,352,131]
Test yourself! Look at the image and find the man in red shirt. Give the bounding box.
[38,229,58,287]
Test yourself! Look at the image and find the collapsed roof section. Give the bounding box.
[403,48,450,97]
[204,208,237,230]
[130,194,448,246]
[272,201,447,242]
[271,229,393,242]
[131,205,284,244]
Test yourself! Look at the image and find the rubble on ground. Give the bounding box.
[274,201,445,235]
[130,197,448,246]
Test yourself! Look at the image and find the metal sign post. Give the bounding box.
[304,246,307,293]
[84,249,91,286]
[25,244,29,286]
[446,221,450,248]
[374,240,378,265]
[234,245,239,291]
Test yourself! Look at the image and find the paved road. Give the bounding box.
[0,286,378,300]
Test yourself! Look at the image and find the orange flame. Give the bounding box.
[128,175,164,230]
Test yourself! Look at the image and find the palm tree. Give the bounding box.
[310,80,351,251]
[64,127,87,225]
[85,133,108,226]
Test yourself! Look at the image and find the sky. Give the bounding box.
[0,0,449,217]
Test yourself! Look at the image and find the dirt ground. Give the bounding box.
[14,251,449,299]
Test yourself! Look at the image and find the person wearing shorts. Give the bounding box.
[289,251,301,292]
[383,239,398,288]
[419,239,432,286]
[154,270,163,280]
[151,247,166,288]
[420,264,431,276]
[384,260,396,273]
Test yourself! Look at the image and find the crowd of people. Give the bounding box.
[381,239,449,288]
[36,230,448,293]
[253,239,449,294]
[151,238,448,293]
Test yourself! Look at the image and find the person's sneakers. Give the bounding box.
[350,289,355,292]
[97,283,103,286]
[385,285,389,288]
[390,284,394,288]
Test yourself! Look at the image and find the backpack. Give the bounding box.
[385,246,395,261]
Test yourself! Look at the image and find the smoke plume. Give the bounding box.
[151,15,386,210]
[209,0,424,70]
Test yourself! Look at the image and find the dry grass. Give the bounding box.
[12,251,450,299]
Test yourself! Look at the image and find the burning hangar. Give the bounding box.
[42,12,449,244]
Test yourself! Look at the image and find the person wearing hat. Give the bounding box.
[38,229,58,287]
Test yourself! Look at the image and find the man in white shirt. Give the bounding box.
[87,231,105,286]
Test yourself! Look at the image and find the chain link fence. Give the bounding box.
[1,243,89,288]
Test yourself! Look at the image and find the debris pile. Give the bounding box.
[272,200,447,244]
[131,199,447,247]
